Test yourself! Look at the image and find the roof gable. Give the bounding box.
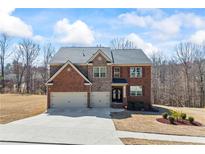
[87,49,112,63]
[46,60,92,85]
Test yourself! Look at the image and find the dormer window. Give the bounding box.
[93,66,106,78]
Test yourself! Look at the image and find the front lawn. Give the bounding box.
[0,94,47,124]
[111,105,205,137]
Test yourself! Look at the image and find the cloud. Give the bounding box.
[54,18,94,46]
[125,33,158,55]
[119,10,205,41]
[33,35,45,42]
[0,9,33,38]
[190,30,205,44]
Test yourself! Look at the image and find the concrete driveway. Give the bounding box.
[0,108,123,145]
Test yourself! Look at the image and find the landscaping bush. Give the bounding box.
[127,101,135,111]
[188,116,194,123]
[180,113,187,120]
[168,116,175,124]
[162,112,168,119]
[170,110,181,121]
[127,101,145,111]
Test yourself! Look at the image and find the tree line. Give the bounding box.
[151,42,205,108]
[0,33,55,94]
[1,34,205,107]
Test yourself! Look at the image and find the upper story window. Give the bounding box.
[114,67,120,78]
[130,86,143,96]
[93,66,106,78]
[130,67,142,78]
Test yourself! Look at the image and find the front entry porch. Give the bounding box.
[111,78,128,108]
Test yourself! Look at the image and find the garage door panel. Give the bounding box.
[51,92,87,108]
[91,92,110,108]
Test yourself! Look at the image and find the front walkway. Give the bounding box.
[117,131,205,144]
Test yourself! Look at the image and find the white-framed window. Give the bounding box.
[114,67,120,78]
[130,86,143,96]
[130,67,142,78]
[93,66,107,78]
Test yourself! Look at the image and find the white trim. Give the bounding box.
[123,86,126,98]
[84,83,91,85]
[87,49,112,63]
[111,83,128,86]
[113,64,152,66]
[46,83,53,86]
[46,60,92,85]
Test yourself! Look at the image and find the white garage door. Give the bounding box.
[91,92,110,108]
[50,92,87,108]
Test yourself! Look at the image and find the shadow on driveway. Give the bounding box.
[111,106,170,119]
[46,108,124,119]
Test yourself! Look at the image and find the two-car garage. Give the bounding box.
[50,92,110,108]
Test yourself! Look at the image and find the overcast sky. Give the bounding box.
[1,8,205,61]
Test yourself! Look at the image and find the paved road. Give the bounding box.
[0,108,123,145]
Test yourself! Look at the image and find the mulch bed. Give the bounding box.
[156,118,203,126]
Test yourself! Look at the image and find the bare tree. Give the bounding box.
[193,44,205,107]
[110,37,137,49]
[17,39,40,93]
[12,50,26,93]
[40,43,55,93]
[175,42,195,107]
[0,33,10,92]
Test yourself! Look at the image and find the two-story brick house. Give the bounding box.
[46,47,152,109]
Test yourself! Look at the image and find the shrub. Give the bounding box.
[180,113,187,120]
[127,101,135,111]
[162,112,168,119]
[188,117,194,123]
[168,116,175,124]
[170,110,181,121]
[127,101,145,111]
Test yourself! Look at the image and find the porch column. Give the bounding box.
[123,85,128,106]
[123,85,126,98]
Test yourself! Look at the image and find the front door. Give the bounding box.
[112,87,123,103]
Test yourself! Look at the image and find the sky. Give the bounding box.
[1,8,205,62]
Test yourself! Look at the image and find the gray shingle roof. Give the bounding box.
[50,47,112,64]
[50,47,151,65]
[111,49,152,64]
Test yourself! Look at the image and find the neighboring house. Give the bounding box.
[46,47,152,109]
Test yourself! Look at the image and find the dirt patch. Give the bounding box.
[0,94,47,124]
[121,138,204,145]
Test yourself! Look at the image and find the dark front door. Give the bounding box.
[112,87,123,103]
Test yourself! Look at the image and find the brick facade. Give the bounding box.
[112,65,151,108]
[47,64,90,108]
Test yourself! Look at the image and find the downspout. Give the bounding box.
[88,84,92,108]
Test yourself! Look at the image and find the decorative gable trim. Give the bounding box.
[46,60,92,85]
[87,49,112,63]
